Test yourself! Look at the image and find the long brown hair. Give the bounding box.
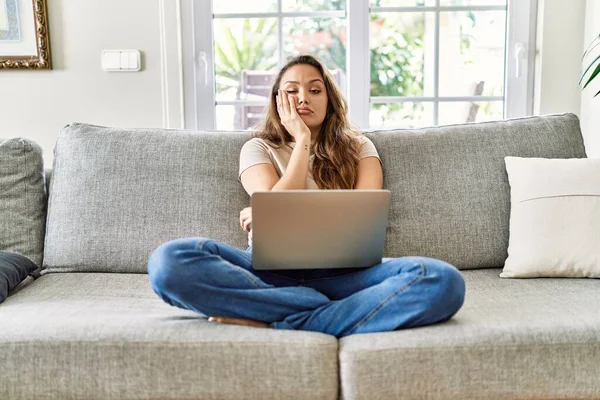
[253,55,361,189]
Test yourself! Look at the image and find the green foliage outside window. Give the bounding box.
[213,0,481,125]
[213,18,278,97]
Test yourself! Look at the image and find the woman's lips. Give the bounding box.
[297,109,312,115]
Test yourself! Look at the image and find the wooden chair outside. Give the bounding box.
[236,71,481,128]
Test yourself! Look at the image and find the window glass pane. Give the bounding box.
[440,0,506,6]
[216,104,269,130]
[438,11,506,97]
[283,0,345,12]
[213,0,277,14]
[215,105,236,130]
[438,101,503,125]
[282,17,347,91]
[213,18,278,101]
[370,0,435,6]
[370,12,435,97]
[370,102,434,129]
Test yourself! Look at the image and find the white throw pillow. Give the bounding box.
[501,156,600,278]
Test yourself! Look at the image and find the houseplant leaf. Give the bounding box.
[580,34,600,94]
[582,34,600,60]
[582,62,600,89]
[579,54,600,86]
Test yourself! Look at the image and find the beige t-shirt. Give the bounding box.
[238,135,382,246]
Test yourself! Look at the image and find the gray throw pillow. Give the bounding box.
[0,251,37,303]
[0,138,47,269]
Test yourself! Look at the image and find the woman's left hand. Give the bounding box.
[240,207,252,232]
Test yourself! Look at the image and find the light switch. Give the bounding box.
[102,49,141,72]
[129,51,139,70]
[120,52,129,69]
[102,51,120,71]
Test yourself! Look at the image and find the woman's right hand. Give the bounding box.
[276,89,311,141]
[240,207,252,232]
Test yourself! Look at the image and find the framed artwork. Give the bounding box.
[0,0,51,69]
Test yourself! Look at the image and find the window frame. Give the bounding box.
[182,0,537,130]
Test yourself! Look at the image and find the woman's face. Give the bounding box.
[279,64,328,133]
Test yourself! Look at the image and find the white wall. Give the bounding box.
[580,0,600,158]
[534,0,600,157]
[533,0,586,116]
[0,0,164,169]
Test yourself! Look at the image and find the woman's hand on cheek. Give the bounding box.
[276,89,311,141]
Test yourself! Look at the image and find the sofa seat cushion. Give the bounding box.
[0,273,339,400]
[339,268,600,400]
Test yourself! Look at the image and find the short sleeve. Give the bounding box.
[358,136,382,165]
[238,138,275,181]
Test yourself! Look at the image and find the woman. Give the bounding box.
[147,55,466,338]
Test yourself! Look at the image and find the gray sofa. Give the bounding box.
[2,113,599,399]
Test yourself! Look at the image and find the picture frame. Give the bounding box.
[0,0,51,69]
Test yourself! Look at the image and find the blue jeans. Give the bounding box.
[147,237,466,338]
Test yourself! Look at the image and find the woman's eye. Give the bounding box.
[285,90,298,94]
[310,90,321,94]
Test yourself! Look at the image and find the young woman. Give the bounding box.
[147,55,466,338]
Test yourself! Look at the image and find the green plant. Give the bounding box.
[214,18,278,97]
[367,13,426,125]
[580,33,600,98]
[216,0,476,126]
[285,0,428,125]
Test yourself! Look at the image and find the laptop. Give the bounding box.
[251,190,391,270]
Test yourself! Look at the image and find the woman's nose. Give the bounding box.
[297,94,308,105]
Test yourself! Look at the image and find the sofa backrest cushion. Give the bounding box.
[0,138,47,270]
[367,113,586,269]
[43,123,253,273]
[43,114,586,273]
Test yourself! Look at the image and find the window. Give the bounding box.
[211,0,347,130]
[184,0,536,130]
